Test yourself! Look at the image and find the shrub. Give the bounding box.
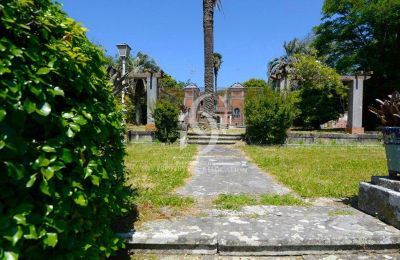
[154,101,180,143]
[289,54,347,129]
[245,88,297,144]
[243,78,269,89]
[0,1,130,258]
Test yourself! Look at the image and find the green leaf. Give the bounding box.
[73,191,88,206]
[42,145,56,153]
[0,109,6,122]
[13,214,27,225]
[36,102,51,116]
[4,226,23,246]
[62,112,74,119]
[43,233,58,247]
[72,115,87,125]
[36,155,50,167]
[69,123,80,132]
[4,251,19,260]
[82,111,92,120]
[49,87,64,97]
[36,67,52,75]
[84,167,93,179]
[5,162,25,180]
[90,175,100,186]
[23,98,36,114]
[66,128,75,138]
[45,205,53,216]
[61,149,73,163]
[26,173,37,188]
[41,167,54,180]
[24,225,38,240]
[40,180,51,196]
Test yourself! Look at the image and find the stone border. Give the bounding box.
[286,132,382,145]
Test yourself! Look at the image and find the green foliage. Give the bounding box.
[154,101,180,143]
[313,0,400,129]
[290,54,347,128]
[0,1,131,258]
[213,194,257,210]
[259,194,309,206]
[242,78,269,89]
[213,194,308,210]
[314,0,400,76]
[245,88,297,144]
[159,74,185,89]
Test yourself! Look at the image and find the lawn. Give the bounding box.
[243,145,387,198]
[213,194,308,210]
[124,143,197,224]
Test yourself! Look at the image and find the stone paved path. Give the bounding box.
[177,146,289,197]
[128,146,400,256]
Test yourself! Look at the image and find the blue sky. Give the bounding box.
[59,0,324,89]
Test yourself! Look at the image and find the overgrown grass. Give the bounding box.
[259,194,309,206]
[213,194,307,210]
[125,143,197,223]
[214,194,258,210]
[243,145,387,198]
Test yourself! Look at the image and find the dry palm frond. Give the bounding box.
[369,91,400,126]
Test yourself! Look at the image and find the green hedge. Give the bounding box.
[154,100,180,143]
[245,88,297,144]
[0,1,130,258]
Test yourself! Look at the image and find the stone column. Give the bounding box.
[146,75,158,126]
[347,76,365,134]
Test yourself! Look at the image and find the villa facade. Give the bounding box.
[184,83,245,127]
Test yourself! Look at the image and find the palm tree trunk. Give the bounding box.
[203,0,215,118]
[214,72,218,93]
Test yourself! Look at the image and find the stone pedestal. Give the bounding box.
[359,176,400,229]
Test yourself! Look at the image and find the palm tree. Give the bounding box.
[203,0,221,118]
[213,52,223,93]
[268,38,311,91]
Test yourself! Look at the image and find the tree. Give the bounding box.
[213,52,223,93]
[289,54,348,129]
[245,89,297,144]
[203,0,221,119]
[154,101,180,143]
[268,38,314,91]
[0,0,130,258]
[313,0,400,129]
[243,78,269,89]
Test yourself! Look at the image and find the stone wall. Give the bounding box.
[286,132,382,145]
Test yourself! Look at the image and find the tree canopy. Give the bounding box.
[243,78,269,89]
[313,0,400,129]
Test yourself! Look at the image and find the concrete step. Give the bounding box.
[124,206,400,256]
[187,140,238,145]
[188,136,242,140]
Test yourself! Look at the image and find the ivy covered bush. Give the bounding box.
[245,88,297,144]
[290,54,347,129]
[154,101,180,143]
[0,1,130,259]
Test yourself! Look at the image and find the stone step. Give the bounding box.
[125,206,400,256]
[187,139,237,145]
[188,136,242,140]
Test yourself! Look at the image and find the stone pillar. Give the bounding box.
[347,76,365,134]
[146,75,158,127]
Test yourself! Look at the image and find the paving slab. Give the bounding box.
[128,206,400,255]
[177,146,289,197]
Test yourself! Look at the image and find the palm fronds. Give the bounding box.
[369,91,400,126]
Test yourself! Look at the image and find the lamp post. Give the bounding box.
[116,43,132,105]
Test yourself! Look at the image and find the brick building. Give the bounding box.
[183,83,245,127]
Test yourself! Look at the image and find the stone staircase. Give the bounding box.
[187,133,243,145]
